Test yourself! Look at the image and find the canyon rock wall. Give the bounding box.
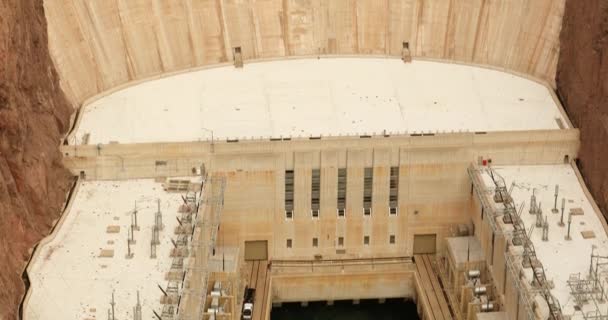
[44,0,565,107]
[0,1,73,319]
[557,0,608,219]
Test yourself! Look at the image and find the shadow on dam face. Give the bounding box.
[271,298,419,320]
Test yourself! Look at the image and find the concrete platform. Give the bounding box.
[24,179,201,320]
[446,236,484,266]
[480,164,608,318]
[72,58,568,145]
[476,311,507,320]
[242,260,270,320]
[415,254,452,320]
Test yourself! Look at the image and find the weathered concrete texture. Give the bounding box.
[0,1,73,318]
[557,0,608,219]
[44,0,566,106]
[271,264,416,303]
[59,130,578,262]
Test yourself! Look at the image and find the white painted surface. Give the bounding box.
[481,165,608,319]
[25,179,200,320]
[73,58,567,145]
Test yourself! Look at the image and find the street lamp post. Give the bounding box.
[116,155,125,172]
[201,127,214,153]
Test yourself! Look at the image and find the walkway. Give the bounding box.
[414,254,453,320]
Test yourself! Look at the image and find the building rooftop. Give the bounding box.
[25,179,200,320]
[480,165,608,318]
[446,236,484,265]
[71,58,568,145]
[476,311,507,320]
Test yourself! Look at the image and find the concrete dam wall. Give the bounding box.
[44,0,566,107]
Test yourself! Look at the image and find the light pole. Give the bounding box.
[115,155,125,172]
[200,126,214,153]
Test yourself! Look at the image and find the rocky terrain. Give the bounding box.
[557,0,608,219]
[0,1,73,319]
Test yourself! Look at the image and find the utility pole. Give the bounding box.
[133,201,139,230]
[156,199,164,231]
[529,189,537,215]
[558,198,566,227]
[133,291,142,320]
[536,203,543,228]
[542,216,549,241]
[565,212,572,241]
[126,231,134,259]
[552,185,559,213]
[110,291,116,320]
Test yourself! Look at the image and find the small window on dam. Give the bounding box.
[286,239,292,249]
[285,170,294,214]
[312,237,318,247]
[337,168,347,215]
[389,166,399,214]
[363,236,370,246]
[363,167,373,215]
[311,169,320,217]
[338,236,344,247]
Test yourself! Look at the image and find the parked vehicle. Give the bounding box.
[241,287,256,320]
[211,281,222,297]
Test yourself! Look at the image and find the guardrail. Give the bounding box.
[271,256,414,275]
[468,164,563,320]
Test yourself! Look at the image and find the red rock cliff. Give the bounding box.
[0,1,73,319]
[557,0,608,219]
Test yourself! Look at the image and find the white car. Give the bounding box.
[242,302,253,320]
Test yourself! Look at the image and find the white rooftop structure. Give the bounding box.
[25,179,200,320]
[72,58,568,145]
[446,236,484,265]
[480,165,608,319]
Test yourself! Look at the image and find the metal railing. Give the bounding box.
[469,164,563,320]
[169,175,225,320]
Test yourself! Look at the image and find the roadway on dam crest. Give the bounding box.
[72,58,569,146]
